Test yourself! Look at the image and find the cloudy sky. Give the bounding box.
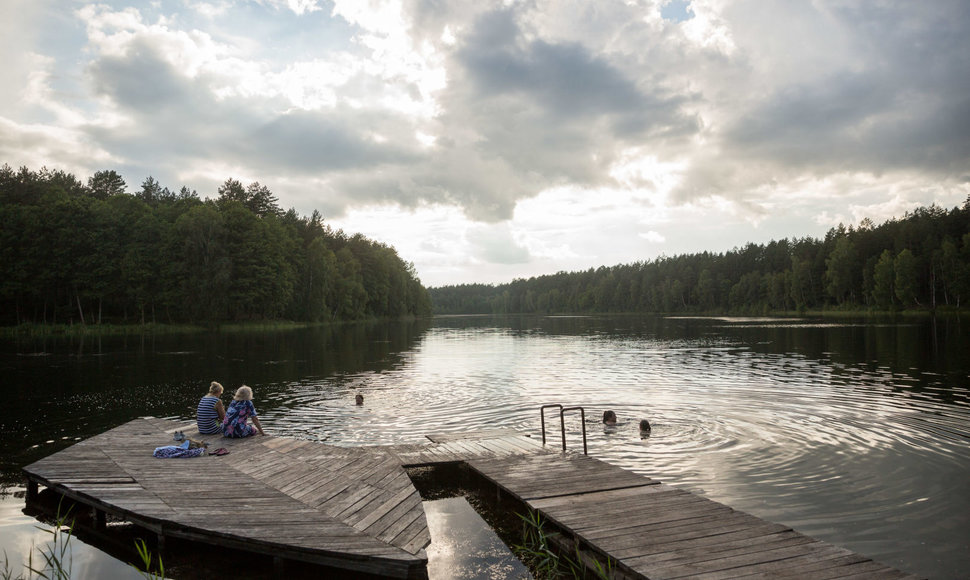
[2,1,968,286]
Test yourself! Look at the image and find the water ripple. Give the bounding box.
[182,321,968,579]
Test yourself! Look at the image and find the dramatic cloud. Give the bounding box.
[2,0,968,285]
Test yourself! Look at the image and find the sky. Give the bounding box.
[2,0,968,287]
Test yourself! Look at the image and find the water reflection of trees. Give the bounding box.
[429,314,968,406]
[0,320,433,472]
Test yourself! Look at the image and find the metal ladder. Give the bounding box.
[540,404,588,455]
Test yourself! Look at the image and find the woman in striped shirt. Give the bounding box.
[196,381,226,435]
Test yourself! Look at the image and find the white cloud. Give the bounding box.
[682,0,736,54]
[466,223,532,265]
[0,117,118,175]
[814,210,847,228]
[1,0,968,286]
[191,2,232,20]
[286,0,324,15]
[19,52,90,127]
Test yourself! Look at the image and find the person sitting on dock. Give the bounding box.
[196,381,226,435]
[603,410,617,425]
[222,385,265,438]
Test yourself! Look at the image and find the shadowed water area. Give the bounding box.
[1,315,968,579]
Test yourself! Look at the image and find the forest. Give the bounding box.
[0,165,431,326]
[429,199,970,315]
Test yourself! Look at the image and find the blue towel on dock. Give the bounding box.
[153,445,205,458]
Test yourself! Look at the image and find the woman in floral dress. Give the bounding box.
[222,385,266,438]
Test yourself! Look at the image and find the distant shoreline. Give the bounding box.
[0,316,427,338]
[6,308,964,339]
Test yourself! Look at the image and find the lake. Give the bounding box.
[1,315,968,579]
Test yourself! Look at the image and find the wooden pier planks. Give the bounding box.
[23,418,426,577]
[23,420,919,579]
[466,452,919,580]
[21,420,550,578]
[390,429,548,467]
[468,452,660,500]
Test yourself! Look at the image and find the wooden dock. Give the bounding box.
[466,453,919,579]
[22,418,918,579]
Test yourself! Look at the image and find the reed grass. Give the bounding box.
[0,499,164,580]
[0,322,203,338]
[512,510,613,580]
[132,539,164,580]
[0,319,326,339]
[0,499,74,580]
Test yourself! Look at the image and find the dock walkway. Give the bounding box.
[22,418,917,579]
[467,453,918,579]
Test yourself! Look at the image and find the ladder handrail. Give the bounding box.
[540,404,563,446]
[539,403,588,455]
[560,406,588,455]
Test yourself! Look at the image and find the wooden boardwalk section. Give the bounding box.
[21,418,546,578]
[22,418,918,579]
[467,454,919,579]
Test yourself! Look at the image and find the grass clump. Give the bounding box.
[512,510,613,579]
[1,499,164,580]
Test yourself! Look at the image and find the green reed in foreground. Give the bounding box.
[513,510,613,580]
[1,499,163,580]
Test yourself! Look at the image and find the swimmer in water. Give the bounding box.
[355,394,364,405]
[639,419,651,438]
[603,410,617,425]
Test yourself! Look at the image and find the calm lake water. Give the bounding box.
[1,315,968,579]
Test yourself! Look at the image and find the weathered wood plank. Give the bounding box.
[393,512,431,552]
[604,522,793,558]
[289,470,345,502]
[685,552,874,580]
[620,530,817,569]
[351,485,419,530]
[369,493,424,539]
[260,462,321,491]
[547,493,728,528]
[530,484,683,510]
[498,434,545,451]
[376,498,425,545]
[636,539,855,578]
[470,437,522,456]
[486,436,543,454]
[401,524,432,555]
[304,479,355,510]
[583,511,769,547]
[327,486,385,520]
[425,428,525,443]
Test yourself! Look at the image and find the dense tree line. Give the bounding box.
[430,200,970,315]
[0,165,431,326]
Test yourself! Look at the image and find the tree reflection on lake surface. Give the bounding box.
[1,315,968,579]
